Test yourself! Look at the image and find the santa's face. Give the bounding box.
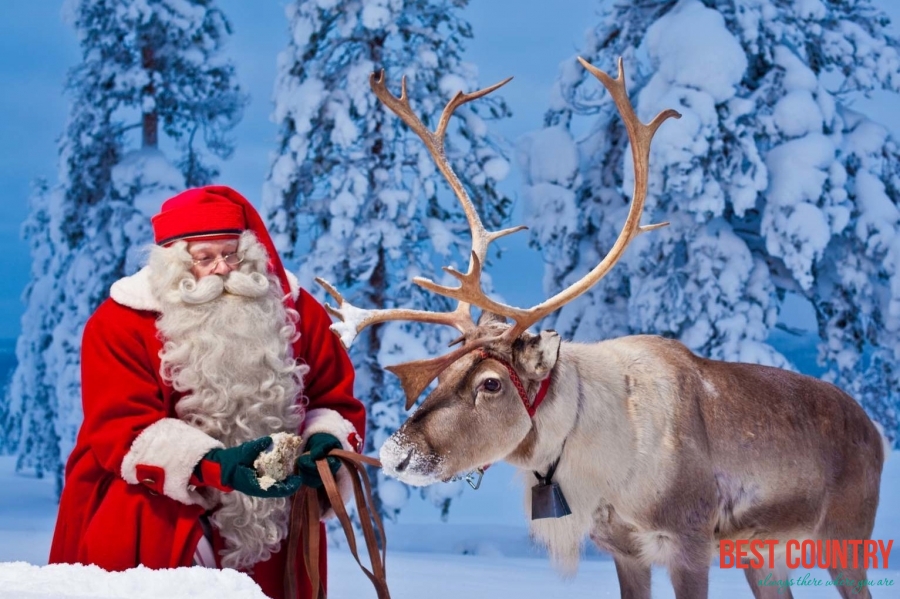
[186,238,241,279]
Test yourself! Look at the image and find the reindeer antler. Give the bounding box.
[369,71,527,316]
[314,277,475,348]
[317,72,524,348]
[318,58,680,408]
[415,58,680,341]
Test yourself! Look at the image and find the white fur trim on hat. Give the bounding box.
[121,418,224,507]
[302,408,361,520]
[110,267,302,312]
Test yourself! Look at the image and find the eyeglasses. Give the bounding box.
[191,251,244,270]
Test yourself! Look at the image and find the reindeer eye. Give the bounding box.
[481,378,502,393]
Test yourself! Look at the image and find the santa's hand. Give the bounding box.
[295,433,343,489]
[197,436,304,498]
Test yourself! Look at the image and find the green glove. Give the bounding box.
[202,436,304,498]
[295,433,343,489]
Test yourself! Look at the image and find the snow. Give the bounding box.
[516,126,578,187]
[643,0,747,104]
[317,287,368,348]
[111,149,185,217]
[376,323,432,366]
[516,125,581,260]
[0,453,898,598]
[855,170,900,255]
[374,475,408,512]
[482,157,510,181]
[773,46,818,92]
[773,90,823,138]
[360,0,393,31]
[424,217,456,256]
[0,563,268,599]
[521,182,577,250]
[327,99,360,148]
[438,73,469,97]
[269,75,326,160]
[761,133,833,290]
[8,0,247,497]
[795,0,827,20]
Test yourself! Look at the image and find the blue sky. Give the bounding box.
[2,1,900,340]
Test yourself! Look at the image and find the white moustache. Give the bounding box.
[178,271,271,305]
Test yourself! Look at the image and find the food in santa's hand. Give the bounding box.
[253,432,304,490]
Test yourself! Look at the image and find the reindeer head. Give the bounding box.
[317,58,679,485]
[379,314,562,485]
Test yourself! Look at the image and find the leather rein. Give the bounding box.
[285,449,390,599]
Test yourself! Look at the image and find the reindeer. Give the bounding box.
[316,59,886,599]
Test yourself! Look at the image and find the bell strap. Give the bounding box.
[285,449,390,599]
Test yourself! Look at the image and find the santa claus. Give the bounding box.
[49,186,366,599]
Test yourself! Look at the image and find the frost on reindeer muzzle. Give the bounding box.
[379,432,448,487]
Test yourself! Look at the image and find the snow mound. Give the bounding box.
[0,562,267,599]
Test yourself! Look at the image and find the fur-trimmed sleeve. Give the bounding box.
[120,418,223,505]
[80,300,219,506]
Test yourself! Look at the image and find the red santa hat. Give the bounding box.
[151,186,292,299]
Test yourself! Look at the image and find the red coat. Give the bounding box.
[49,268,366,599]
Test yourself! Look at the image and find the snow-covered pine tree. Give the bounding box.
[2,0,245,494]
[264,0,513,518]
[520,0,900,443]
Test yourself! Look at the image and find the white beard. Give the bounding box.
[148,232,308,570]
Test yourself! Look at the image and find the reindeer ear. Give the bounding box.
[477,311,508,326]
[513,330,561,380]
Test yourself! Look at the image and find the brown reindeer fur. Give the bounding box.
[380,330,885,599]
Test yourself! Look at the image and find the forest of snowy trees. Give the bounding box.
[1,0,899,522]
[519,0,900,444]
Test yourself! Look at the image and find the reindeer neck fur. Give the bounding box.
[507,336,680,478]
[505,335,692,574]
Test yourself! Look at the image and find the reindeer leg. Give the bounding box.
[742,565,793,599]
[827,565,871,599]
[823,535,873,598]
[817,468,878,599]
[613,557,651,599]
[669,565,708,599]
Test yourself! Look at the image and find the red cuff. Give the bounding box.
[135,464,165,496]
[190,459,233,493]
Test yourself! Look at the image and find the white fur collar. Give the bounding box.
[110,266,301,312]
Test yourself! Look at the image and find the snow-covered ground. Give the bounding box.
[0,455,897,598]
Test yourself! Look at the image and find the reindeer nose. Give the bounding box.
[395,449,413,473]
